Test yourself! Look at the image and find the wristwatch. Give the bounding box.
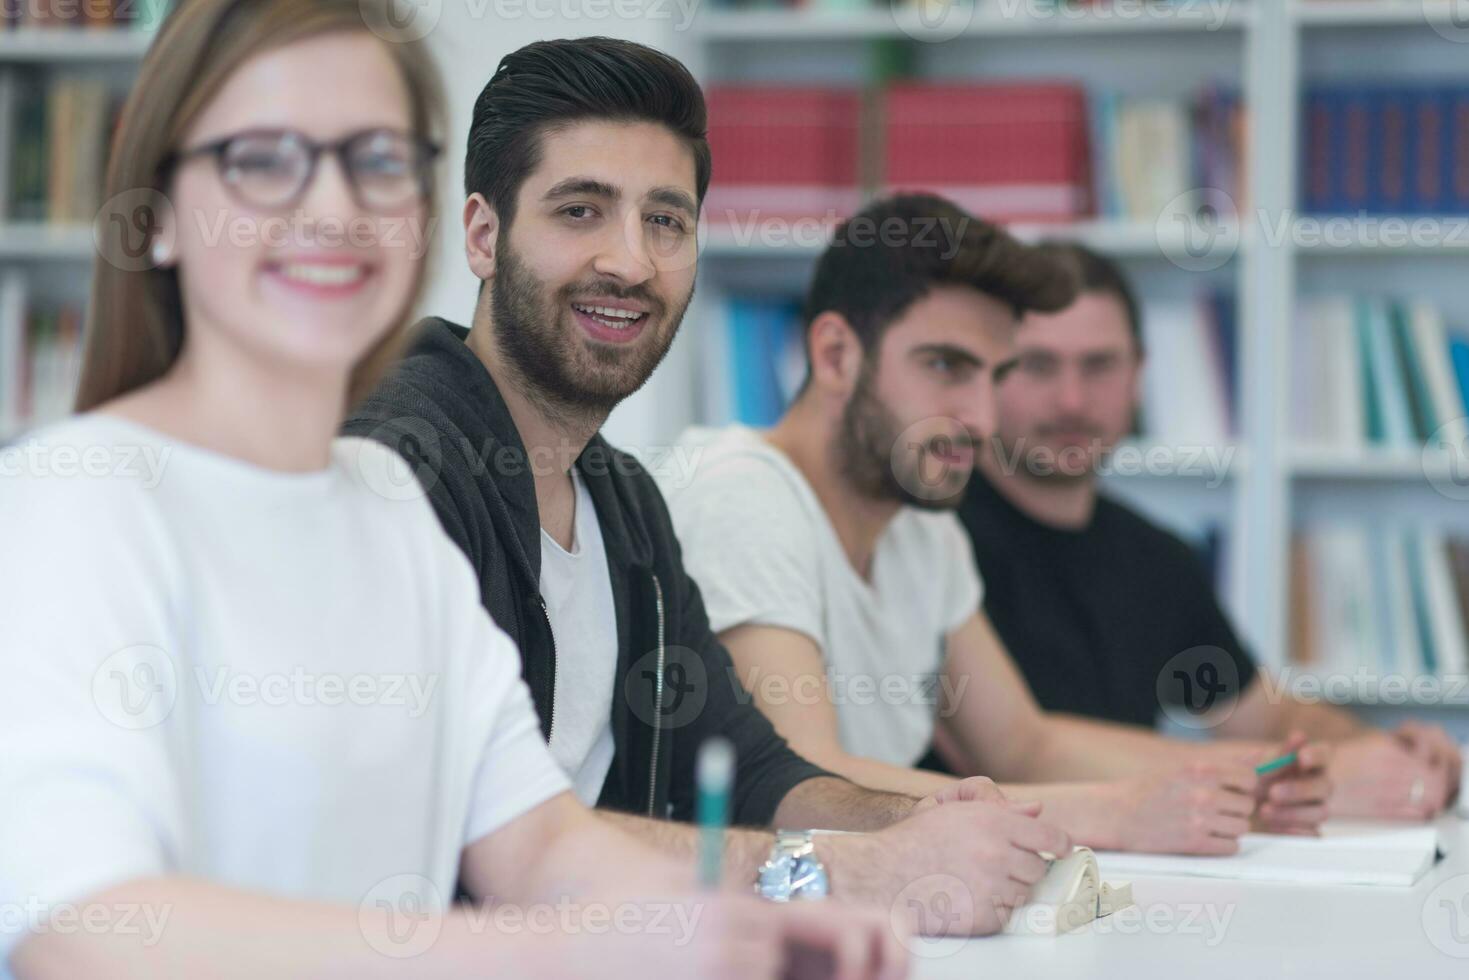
[756,830,830,902]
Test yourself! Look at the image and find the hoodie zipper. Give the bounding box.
[646,573,666,817]
[536,594,557,744]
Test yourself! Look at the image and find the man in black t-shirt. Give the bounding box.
[944,242,1461,820]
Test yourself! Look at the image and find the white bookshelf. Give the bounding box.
[0,28,153,63]
[0,28,154,440]
[676,0,1469,676]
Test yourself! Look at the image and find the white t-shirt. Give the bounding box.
[659,425,983,768]
[0,414,569,970]
[540,468,617,805]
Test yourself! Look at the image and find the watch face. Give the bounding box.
[758,853,795,893]
[790,855,830,899]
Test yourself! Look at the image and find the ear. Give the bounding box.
[806,311,865,397]
[463,192,500,283]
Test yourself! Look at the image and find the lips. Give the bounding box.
[263,258,373,298]
[569,299,649,344]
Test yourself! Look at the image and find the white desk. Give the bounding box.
[915,816,1469,980]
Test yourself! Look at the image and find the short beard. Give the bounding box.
[835,365,968,511]
[489,237,692,431]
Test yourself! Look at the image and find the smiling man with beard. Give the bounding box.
[661,193,1339,858]
[344,37,1081,936]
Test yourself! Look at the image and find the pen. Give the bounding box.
[1255,751,1298,776]
[696,736,734,889]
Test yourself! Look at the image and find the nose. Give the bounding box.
[591,209,656,287]
[297,151,359,219]
[956,384,998,445]
[1055,362,1088,414]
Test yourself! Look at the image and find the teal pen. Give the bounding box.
[696,737,735,889]
[1255,751,1298,776]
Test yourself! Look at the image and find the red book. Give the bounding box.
[704,86,862,232]
[882,82,1093,223]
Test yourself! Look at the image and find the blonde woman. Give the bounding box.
[0,2,904,977]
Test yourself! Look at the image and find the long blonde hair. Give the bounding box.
[76,0,445,412]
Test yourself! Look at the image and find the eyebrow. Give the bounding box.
[542,176,697,218]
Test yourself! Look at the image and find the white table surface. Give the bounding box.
[913,815,1469,980]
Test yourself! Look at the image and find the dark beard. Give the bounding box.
[835,366,969,511]
[489,238,692,426]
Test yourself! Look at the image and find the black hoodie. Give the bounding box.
[343,317,831,824]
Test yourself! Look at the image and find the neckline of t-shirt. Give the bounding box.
[81,412,343,494]
[970,468,1101,543]
[734,425,892,599]
[540,467,589,560]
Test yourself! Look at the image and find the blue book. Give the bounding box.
[1450,332,1469,416]
[1372,88,1414,215]
[728,298,799,427]
[1453,88,1469,213]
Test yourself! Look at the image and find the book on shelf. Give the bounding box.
[0,270,84,441]
[1293,296,1469,453]
[708,295,806,427]
[703,79,1245,235]
[1291,526,1469,687]
[703,86,863,229]
[1136,291,1238,447]
[2,0,169,31]
[3,71,122,224]
[1301,83,1469,217]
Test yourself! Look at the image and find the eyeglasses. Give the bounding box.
[163,127,441,213]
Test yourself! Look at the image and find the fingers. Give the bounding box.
[1006,814,1072,859]
[1003,799,1043,818]
[1006,848,1049,887]
[1211,765,1260,796]
[774,902,901,980]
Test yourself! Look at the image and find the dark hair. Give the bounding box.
[1033,240,1143,353]
[801,193,1079,360]
[463,36,710,230]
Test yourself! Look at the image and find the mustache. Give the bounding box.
[918,431,976,455]
[1035,420,1105,438]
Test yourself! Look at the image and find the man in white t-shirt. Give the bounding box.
[661,193,1336,857]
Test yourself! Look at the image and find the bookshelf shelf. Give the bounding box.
[692,3,1251,41]
[0,29,154,63]
[0,222,95,261]
[700,219,1242,260]
[1289,446,1456,480]
[1292,218,1469,256]
[1292,0,1466,27]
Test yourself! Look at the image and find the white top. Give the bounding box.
[660,425,982,767]
[540,467,617,805]
[0,414,569,969]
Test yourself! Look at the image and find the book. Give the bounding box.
[1095,825,1442,888]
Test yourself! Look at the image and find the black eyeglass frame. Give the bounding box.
[160,127,442,213]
